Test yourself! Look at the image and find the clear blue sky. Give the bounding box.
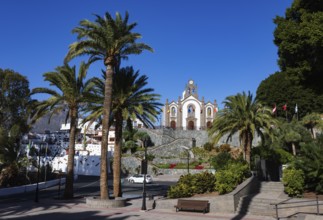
[1,0,293,109]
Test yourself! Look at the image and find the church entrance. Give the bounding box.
[170,121,176,129]
[206,121,212,128]
[187,121,194,130]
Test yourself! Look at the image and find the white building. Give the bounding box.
[162,80,218,130]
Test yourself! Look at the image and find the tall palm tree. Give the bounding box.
[65,11,153,200]
[84,66,161,197]
[31,62,92,199]
[208,91,277,165]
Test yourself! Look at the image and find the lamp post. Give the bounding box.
[141,139,148,211]
[35,144,41,203]
[187,150,190,174]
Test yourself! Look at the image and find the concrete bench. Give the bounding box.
[174,199,209,214]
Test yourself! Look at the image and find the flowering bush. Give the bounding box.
[195,165,204,169]
[169,163,176,169]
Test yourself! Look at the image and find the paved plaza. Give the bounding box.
[0,196,276,220]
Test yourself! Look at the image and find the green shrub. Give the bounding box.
[167,182,194,198]
[282,167,304,197]
[219,144,231,152]
[167,172,216,198]
[215,162,250,194]
[191,172,216,194]
[211,151,232,170]
[203,142,214,151]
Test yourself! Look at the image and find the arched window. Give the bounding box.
[207,107,212,117]
[187,105,195,117]
[171,107,176,116]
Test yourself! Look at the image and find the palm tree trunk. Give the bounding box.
[243,131,252,165]
[292,143,296,156]
[311,128,316,139]
[100,63,114,200]
[113,111,123,198]
[64,108,77,199]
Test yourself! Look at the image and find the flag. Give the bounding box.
[214,107,218,112]
[282,104,287,111]
[272,104,277,114]
[295,104,298,113]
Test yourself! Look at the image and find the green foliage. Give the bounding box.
[209,91,277,164]
[215,162,250,195]
[203,142,214,151]
[146,153,155,162]
[295,134,323,193]
[211,152,232,170]
[192,147,209,162]
[167,172,216,198]
[282,167,305,197]
[0,68,31,134]
[257,0,323,118]
[301,113,323,139]
[219,144,231,152]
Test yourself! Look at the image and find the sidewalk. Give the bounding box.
[0,196,275,220]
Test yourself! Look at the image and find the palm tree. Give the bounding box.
[64,11,153,200]
[301,112,323,139]
[208,91,277,164]
[30,62,92,199]
[84,67,161,197]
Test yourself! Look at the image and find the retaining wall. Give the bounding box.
[0,178,66,197]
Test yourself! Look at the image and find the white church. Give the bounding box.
[162,80,218,130]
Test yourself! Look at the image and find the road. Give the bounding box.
[0,175,176,204]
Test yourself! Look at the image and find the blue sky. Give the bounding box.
[1,0,292,109]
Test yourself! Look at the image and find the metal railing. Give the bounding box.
[272,196,322,220]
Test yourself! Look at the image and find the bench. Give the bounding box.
[174,199,209,214]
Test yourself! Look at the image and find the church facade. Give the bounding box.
[162,80,218,130]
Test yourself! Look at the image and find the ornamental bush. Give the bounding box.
[211,151,232,170]
[282,167,304,197]
[167,172,216,198]
[215,162,250,194]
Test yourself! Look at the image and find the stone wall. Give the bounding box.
[121,157,215,176]
[141,127,260,150]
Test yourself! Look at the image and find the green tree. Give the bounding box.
[84,67,161,197]
[208,91,277,165]
[31,62,92,199]
[257,0,323,118]
[295,134,323,193]
[0,69,30,135]
[65,11,153,200]
[256,71,319,119]
[274,0,323,92]
[301,112,323,139]
[278,120,312,156]
[0,69,31,186]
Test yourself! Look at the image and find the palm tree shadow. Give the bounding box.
[0,198,139,220]
[231,177,262,220]
[10,212,139,220]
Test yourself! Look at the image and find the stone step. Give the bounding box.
[236,181,286,217]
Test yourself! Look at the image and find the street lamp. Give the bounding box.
[141,139,148,211]
[192,138,196,148]
[34,143,42,203]
[187,150,190,174]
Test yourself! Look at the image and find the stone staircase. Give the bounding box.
[236,181,288,217]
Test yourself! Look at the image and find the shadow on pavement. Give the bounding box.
[231,178,262,220]
[0,197,140,220]
[6,211,139,220]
